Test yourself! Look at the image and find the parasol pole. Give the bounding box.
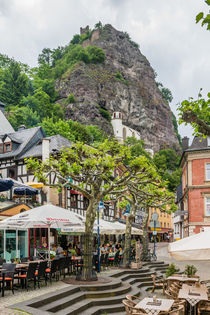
[48,224,50,260]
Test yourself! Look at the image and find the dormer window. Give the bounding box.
[4,143,11,152]
[3,136,12,153]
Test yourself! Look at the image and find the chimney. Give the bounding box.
[42,138,51,162]
[18,125,26,131]
[182,136,189,151]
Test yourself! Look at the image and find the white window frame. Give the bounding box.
[205,197,210,217]
[206,163,210,181]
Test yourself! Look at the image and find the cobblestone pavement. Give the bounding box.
[2,243,210,314]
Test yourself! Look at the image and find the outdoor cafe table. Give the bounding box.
[167,275,199,286]
[178,283,208,314]
[135,297,174,315]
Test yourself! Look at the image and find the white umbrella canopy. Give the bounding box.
[61,216,143,235]
[0,204,84,259]
[168,231,210,261]
[0,204,83,229]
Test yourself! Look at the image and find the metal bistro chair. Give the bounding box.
[15,262,38,291]
[0,263,16,296]
[35,261,48,288]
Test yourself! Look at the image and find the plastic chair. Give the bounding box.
[0,263,16,296]
[35,261,48,288]
[15,262,38,291]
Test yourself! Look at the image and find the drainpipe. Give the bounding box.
[42,138,50,204]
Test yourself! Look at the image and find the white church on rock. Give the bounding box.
[111,111,154,157]
[111,112,141,142]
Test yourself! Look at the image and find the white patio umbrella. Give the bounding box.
[61,217,143,235]
[168,230,210,261]
[0,204,84,259]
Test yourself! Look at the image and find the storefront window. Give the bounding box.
[5,230,16,261]
[18,230,28,258]
[0,230,4,259]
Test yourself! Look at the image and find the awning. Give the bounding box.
[0,179,14,192]
[168,230,210,261]
[14,187,39,196]
[70,189,83,195]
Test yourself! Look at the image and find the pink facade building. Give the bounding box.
[175,137,210,238]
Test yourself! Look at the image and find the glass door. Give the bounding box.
[5,230,16,261]
[18,230,28,259]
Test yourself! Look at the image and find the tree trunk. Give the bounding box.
[123,213,134,268]
[142,208,149,260]
[81,198,98,281]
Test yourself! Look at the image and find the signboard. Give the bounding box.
[150,227,161,231]
[149,220,160,228]
[153,231,157,235]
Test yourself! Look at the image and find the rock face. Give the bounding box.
[55,24,180,152]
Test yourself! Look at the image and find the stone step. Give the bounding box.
[77,303,126,315]
[41,282,131,313]
[55,285,141,315]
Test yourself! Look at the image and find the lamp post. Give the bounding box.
[97,200,105,273]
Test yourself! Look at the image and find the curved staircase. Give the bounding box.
[12,261,169,315]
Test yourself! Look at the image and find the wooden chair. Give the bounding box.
[160,305,184,315]
[151,274,166,293]
[126,294,142,305]
[122,299,146,314]
[197,300,210,315]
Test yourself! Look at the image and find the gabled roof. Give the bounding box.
[0,126,45,160]
[186,136,209,151]
[0,110,14,135]
[18,134,72,159]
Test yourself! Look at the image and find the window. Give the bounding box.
[206,164,210,180]
[0,144,3,153]
[164,222,166,228]
[167,223,169,228]
[205,197,210,216]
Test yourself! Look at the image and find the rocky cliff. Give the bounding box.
[55,24,180,152]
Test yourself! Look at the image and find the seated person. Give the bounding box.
[56,244,64,256]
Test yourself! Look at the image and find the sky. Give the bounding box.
[0,0,209,142]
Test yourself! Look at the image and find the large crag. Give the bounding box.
[55,24,180,152]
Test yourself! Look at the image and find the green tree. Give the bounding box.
[85,46,105,63]
[0,61,30,106]
[7,106,40,129]
[156,82,173,103]
[26,140,165,280]
[38,48,53,66]
[95,21,103,29]
[178,92,210,136]
[70,34,81,45]
[153,149,181,192]
[196,0,210,30]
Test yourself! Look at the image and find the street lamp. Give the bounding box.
[97,200,105,273]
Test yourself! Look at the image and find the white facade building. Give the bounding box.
[111,112,141,142]
[111,111,154,157]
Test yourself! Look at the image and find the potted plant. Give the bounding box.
[184,265,197,277]
[165,263,179,278]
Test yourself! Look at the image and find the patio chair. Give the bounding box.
[35,261,48,288]
[122,299,146,315]
[0,263,16,296]
[14,262,38,291]
[0,257,6,265]
[126,294,142,305]
[63,256,71,277]
[104,253,109,268]
[197,300,210,315]
[151,274,166,293]
[168,305,184,315]
[45,259,59,283]
[58,257,66,279]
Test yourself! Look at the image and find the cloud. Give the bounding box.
[0,0,209,141]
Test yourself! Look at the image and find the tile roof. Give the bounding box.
[0,126,44,160]
[0,110,14,135]
[19,134,72,159]
[186,136,209,151]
